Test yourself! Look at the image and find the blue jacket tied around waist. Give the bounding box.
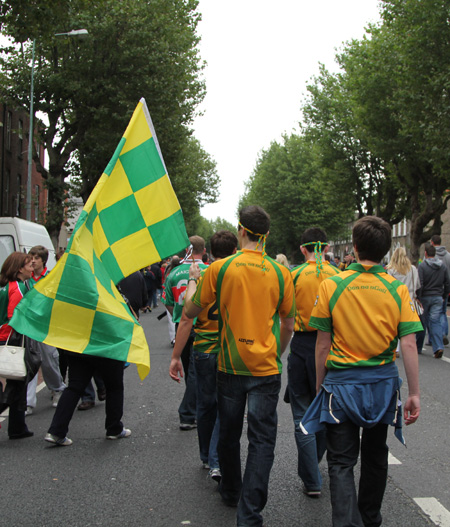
[300,362,406,445]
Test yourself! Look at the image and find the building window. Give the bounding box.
[18,119,23,157]
[6,111,12,151]
[34,184,40,221]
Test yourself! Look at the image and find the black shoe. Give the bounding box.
[97,388,107,401]
[444,336,449,345]
[434,349,444,359]
[303,487,321,499]
[9,430,34,439]
[78,400,95,410]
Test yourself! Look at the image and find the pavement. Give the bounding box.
[0,304,442,526]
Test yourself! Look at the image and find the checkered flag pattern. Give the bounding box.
[10,99,189,380]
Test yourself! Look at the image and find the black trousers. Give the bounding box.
[48,352,124,438]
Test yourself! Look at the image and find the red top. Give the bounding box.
[0,281,25,342]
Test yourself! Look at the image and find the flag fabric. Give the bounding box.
[11,98,189,379]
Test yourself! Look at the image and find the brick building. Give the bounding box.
[0,100,47,222]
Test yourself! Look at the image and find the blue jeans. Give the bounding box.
[194,350,219,468]
[217,372,281,527]
[326,420,389,527]
[287,332,326,491]
[421,296,444,353]
[441,298,448,337]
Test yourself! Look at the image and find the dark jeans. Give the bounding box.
[326,420,389,527]
[1,379,29,437]
[287,332,326,491]
[194,350,219,468]
[81,373,106,403]
[48,353,125,438]
[177,325,196,425]
[217,371,281,527]
[0,338,29,437]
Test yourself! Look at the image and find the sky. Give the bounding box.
[194,0,382,226]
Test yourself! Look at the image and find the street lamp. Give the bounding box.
[26,29,89,222]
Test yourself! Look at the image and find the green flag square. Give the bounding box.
[83,310,133,360]
[100,247,125,284]
[148,209,189,258]
[120,137,166,193]
[56,253,99,309]
[99,194,147,246]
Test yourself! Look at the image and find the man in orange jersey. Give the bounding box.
[302,216,421,527]
[185,205,295,527]
[287,227,340,499]
[169,230,238,482]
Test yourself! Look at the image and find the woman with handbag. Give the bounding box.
[0,251,34,439]
[386,247,425,354]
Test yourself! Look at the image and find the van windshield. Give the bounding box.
[0,235,16,269]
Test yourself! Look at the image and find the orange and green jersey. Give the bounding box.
[191,249,295,376]
[309,263,423,369]
[193,298,219,354]
[291,260,340,332]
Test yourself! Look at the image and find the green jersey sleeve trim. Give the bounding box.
[398,320,424,337]
[309,315,332,333]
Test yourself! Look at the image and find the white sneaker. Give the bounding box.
[106,428,131,440]
[25,406,33,416]
[51,391,63,408]
[45,432,73,446]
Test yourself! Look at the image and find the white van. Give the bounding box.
[0,217,56,270]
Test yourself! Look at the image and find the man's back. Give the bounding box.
[311,263,421,368]
[193,249,295,376]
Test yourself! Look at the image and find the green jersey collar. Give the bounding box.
[347,263,385,274]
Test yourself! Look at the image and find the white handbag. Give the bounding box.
[0,331,26,380]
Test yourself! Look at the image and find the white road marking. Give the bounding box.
[388,452,402,465]
[414,498,450,526]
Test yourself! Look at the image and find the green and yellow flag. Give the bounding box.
[11,98,189,379]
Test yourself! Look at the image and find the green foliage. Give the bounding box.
[302,0,450,263]
[240,135,354,264]
[0,0,218,240]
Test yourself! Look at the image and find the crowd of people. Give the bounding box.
[2,206,450,527]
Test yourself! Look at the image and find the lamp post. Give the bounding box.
[26,29,88,222]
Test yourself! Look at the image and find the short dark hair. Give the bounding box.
[189,235,205,255]
[0,252,32,286]
[301,227,328,253]
[239,205,270,242]
[29,245,49,266]
[425,242,436,257]
[210,230,238,259]
[352,216,392,263]
[431,234,441,245]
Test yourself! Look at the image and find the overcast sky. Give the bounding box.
[194,0,382,226]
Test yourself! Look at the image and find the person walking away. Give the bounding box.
[26,245,66,414]
[0,252,34,439]
[302,216,421,527]
[163,236,207,430]
[417,242,450,358]
[287,227,340,498]
[386,247,424,355]
[430,234,450,345]
[170,230,238,482]
[185,206,295,527]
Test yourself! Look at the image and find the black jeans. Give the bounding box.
[48,352,125,438]
[326,420,389,527]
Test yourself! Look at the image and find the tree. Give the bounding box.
[240,135,354,263]
[302,0,450,263]
[0,0,219,242]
